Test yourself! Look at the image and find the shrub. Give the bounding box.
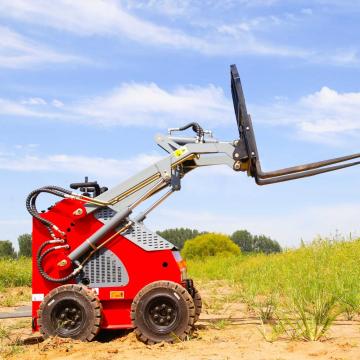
[182,233,241,259]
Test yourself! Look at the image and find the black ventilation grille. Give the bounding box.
[81,248,128,288]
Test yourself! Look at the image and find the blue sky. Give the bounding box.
[0,0,359,249]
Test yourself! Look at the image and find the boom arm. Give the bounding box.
[31,64,360,273]
[85,64,359,218]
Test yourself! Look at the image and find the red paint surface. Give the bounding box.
[32,199,182,331]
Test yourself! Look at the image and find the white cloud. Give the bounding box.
[0,0,209,52]
[0,0,350,62]
[21,97,47,106]
[0,83,233,128]
[124,0,191,16]
[0,26,83,69]
[52,99,64,108]
[1,81,359,145]
[0,98,42,117]
[251,86,360,143]
[0,150,162,179]
[73,83,233,127]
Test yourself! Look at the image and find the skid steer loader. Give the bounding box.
[28,65,360,344]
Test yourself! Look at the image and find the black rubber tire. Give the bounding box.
[193,287,202,323]
[37,284,102,341]
[131,281,195,344]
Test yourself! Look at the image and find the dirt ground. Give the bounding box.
[1,282,360,360]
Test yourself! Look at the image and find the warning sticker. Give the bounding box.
[173,146,188,158]
[32,294,44,302]
[110,291,125,299]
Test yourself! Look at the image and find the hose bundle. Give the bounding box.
[26,186,80,282]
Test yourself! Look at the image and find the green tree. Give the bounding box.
[18,233,32,257]
[253,235,282,254]
[157,228,202,249]
[0,240,16,258]
[182,233,241,259]
[231,230,254,252]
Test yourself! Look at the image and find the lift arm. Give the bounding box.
[29,64,360,274]
[84,64,359,217]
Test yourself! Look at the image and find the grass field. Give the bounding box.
[188,237,360,340]
[1,238,360,341]
[0,257,31,289]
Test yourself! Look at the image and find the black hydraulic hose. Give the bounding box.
[26,186,71,232]
[178,122,204,139]
[28,185,84,283]
[36,239,82,283]
[37,245,78,283]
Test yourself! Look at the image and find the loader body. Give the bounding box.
[31,198,184,332]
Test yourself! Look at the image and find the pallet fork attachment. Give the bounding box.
[230,64,360,185]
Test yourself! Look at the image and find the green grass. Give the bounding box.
[0,257,31,288]
[187,238,360,340]
[0,240,359,341]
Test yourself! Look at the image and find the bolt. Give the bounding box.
[234,153,240,158]
[57,259,68,267]
[70,321,75,327]
[155,306,160,312]
[251,152,255,156]
[159,318,164,324]
[73,208,83,216]
[166,316,171,321]
[246,126,250,130]
[65,308,70,313]
[167,308,172,313]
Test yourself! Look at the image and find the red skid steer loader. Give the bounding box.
[28,65,360,344]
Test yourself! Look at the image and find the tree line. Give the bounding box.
[157,228,282,254]
[0,234,32,258]
[0,228,281,258]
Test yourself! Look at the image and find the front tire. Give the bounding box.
[131,281,195,344]
[37,284,102,341]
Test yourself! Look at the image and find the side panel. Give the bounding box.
[32,199,182,330]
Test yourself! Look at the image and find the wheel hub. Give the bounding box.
[51,300,85,336]
[145,296,179,333]
[150,303,176,327]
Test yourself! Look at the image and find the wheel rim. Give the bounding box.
[50,299,85,337]
[144,295,179,334]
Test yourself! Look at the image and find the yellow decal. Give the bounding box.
[110,291,124,299]
[173,146,188,158]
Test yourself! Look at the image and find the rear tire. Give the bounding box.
[131,281,195,344]
[38,284,102,341]
[193,287,202,323]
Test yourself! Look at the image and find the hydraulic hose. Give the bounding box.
[26,186,72,235]
[178,122,204,140]
[37,243,80,283]
[27,186,80,282]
